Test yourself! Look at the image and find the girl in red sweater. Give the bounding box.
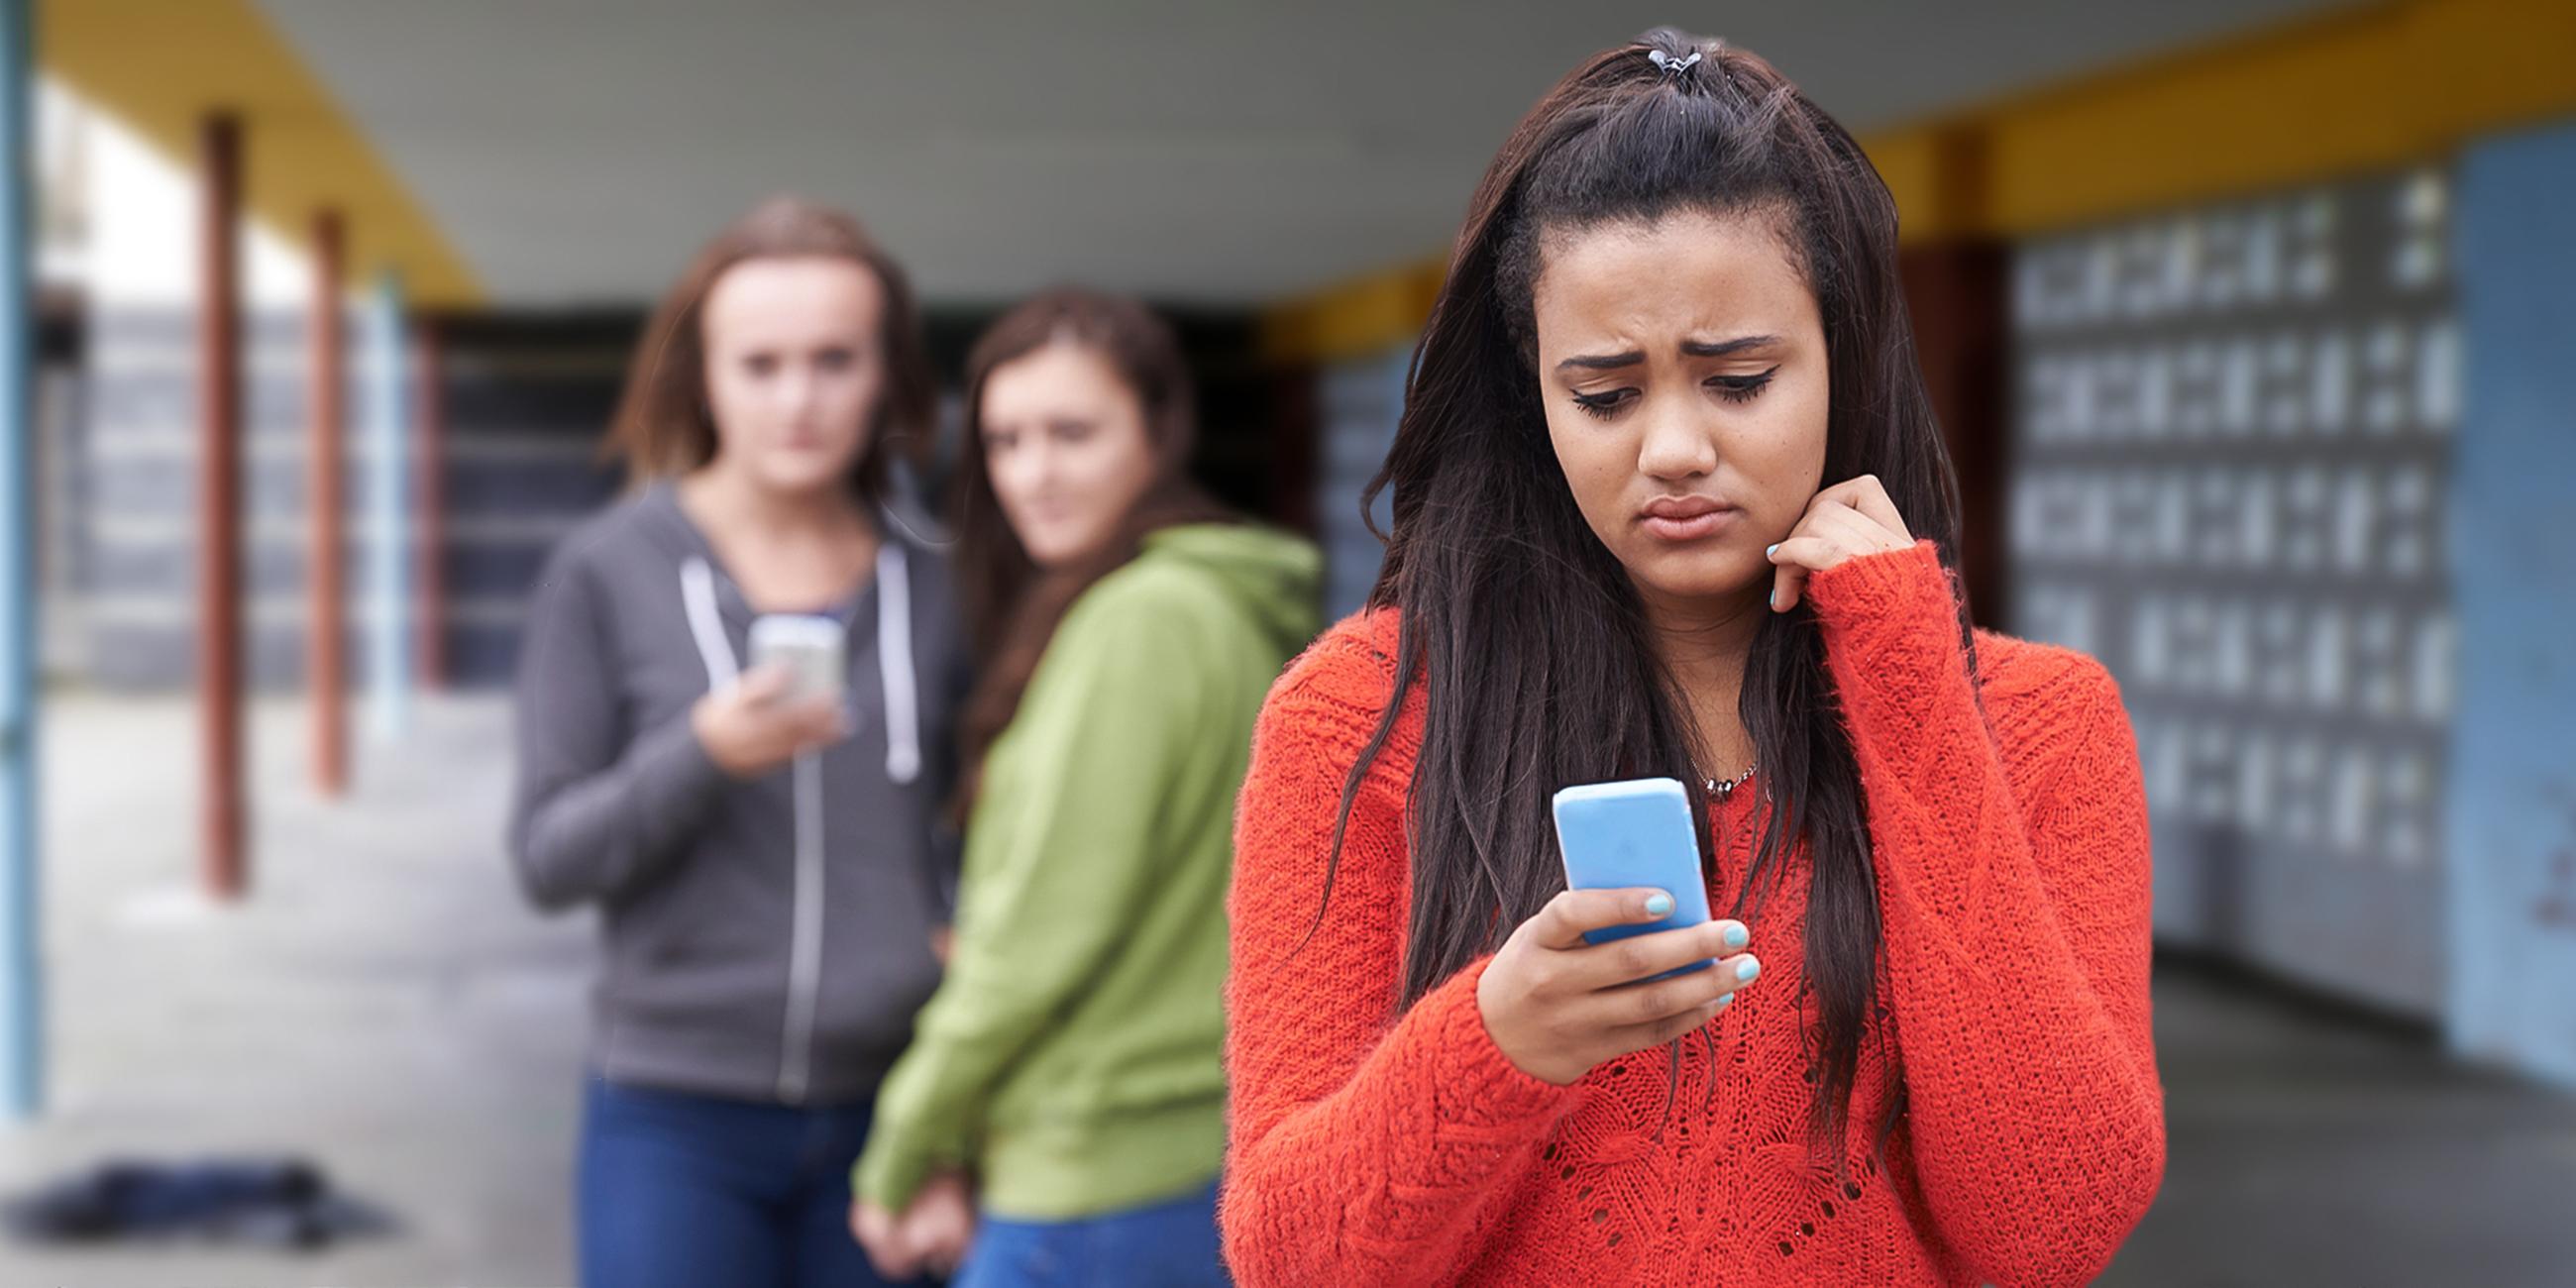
[1222,29,2165,1287]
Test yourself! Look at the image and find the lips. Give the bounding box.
[1644,495,1728,520]
[1639,495,1740,542]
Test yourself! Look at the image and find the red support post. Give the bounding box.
[1899,242,2011,630]
[197,112,246,898]
[307,209,348,796]
[410,316,445,689]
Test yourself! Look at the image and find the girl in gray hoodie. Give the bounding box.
[508,197,966,1288]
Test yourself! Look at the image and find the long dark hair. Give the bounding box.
[605,195,934,496]
[951,287,1235,795]
[1330,29,1974,1165]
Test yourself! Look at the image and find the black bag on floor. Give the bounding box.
[2,1155,391,1250]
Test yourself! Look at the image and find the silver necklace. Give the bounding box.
[1703,763,1757,802]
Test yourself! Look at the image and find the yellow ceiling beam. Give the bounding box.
[42,0,481,306]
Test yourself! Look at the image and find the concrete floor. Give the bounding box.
[2102,960,2576,1287]
[0,691,2567,1286]
[0,693,589,1286]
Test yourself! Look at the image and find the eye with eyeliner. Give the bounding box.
[1568,364,1779,418]
[1708,365,1779,402]
[1570,388,1636,417]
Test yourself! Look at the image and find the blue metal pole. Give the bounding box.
[0,0,44,1119]
[365,268,408,741]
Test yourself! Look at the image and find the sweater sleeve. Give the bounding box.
[506,551,728,913]
[1220,640,1586,1288]
[1807,541,2165,1287]
[855,582,1194,1212]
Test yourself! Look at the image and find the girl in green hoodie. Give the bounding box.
[852,289,1319,1286]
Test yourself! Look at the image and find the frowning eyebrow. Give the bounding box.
[1555,334,1780,373]
[1682,335,1778,358]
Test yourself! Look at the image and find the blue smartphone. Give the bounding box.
[1552,777,1714,978]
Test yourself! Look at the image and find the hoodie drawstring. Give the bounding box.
[680,557,737,689]
[874,544,920,785]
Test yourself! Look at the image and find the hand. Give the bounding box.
[848,1173,977,1281]
[849,1197,916,1281]
[692,664,845,779]
[1476,888,1761,1087]
[896,1172,976,1277]
[1765,474,1915,613]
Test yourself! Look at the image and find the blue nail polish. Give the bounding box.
[1766,543,1779,559]
[1768,590,1777,609]
[1736,958,1761,983]
[1645,893,1673,916]
[1716,993,1736,1007]
[1723,923,1749,950]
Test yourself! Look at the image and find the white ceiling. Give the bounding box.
[254,0,2360,308]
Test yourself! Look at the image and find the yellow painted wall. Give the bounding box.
[1882,0,2576,241]
[42,0,480,305]
[1258,259,1447,365]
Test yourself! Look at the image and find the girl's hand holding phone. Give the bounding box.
[691,664,845,779]
[1476,890,1761,1087]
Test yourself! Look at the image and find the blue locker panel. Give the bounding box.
[1315,346,1408,624]
[2446,120,2576,1088]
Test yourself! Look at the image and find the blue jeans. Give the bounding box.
[578,1077,924,1288]
[953,1181,1228,1288]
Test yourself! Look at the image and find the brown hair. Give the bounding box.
[951,286,1234,793]
[604,195,935,496]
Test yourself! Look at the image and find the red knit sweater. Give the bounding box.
[1221,541,2165,1287]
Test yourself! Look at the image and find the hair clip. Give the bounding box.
[1647,49,1702,76]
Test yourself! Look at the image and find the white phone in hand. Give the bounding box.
[748,614,846,703]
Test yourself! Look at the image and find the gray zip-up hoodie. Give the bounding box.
[507,483,969,1106]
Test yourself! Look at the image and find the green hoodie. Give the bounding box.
[857,523,1322,1220]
